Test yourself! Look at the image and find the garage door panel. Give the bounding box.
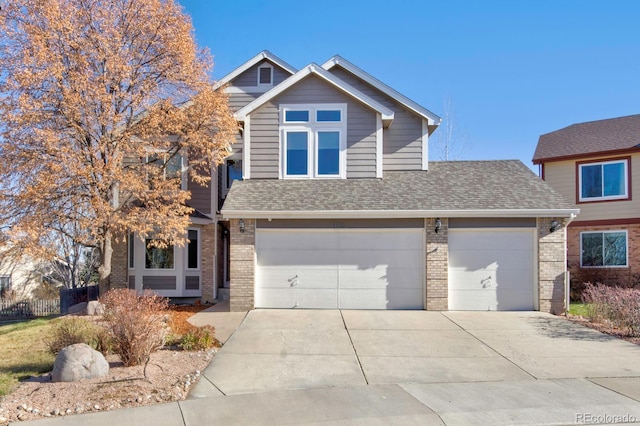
[339,288,423,310]
[339,267,423,289]
[448,249,532,270]
[449,232,533,251]
[257,249,341,267]
[338,250,423,270]
[256,288,338,309]
[256,268,339,289]
[256,232,339,250]
[338,231,423,250]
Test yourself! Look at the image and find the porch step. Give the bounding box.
[217,287,230,301]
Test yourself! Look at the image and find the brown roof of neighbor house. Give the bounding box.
[221,160,578,219]
[533,114,640,163]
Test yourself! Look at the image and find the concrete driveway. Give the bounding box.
[184,309,640,425]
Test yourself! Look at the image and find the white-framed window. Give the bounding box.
[145,151,187,190]
[578,158,629,202]
[279,104,347,179]
[187,228,200,270]
[225,158,242,189]
[257,64,273,87]
[580,230,628,268]
[0,275,11,297]
[145,240,175,270]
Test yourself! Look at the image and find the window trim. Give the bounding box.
[580,229,628,268]
[257,63,273,87]
[186,227,200,270]
[279,103,347,180]
[576,157,631,203]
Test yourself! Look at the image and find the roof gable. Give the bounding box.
[321,55,441,126]
[533,114,640,163]
[213,50,296,90]
[234,63,395,126]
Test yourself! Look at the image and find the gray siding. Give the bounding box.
[187,177,211,215]
[230,59,292,88]
[128,275,135,290]
[228,92,257,112]
[142,276,176,290]
[249,75,377,179]
[329,67,423,171]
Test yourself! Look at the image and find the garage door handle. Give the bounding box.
[288,275,299,287]
[481,276,492,288]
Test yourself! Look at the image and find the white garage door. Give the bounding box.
[448,229,536,311]
[255,228,424,309]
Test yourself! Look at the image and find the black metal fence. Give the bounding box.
[60,285,100,314]
[0,299,60,318]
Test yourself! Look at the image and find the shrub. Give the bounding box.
[582,283,640,336]
[100,289,169,367]
[180,325,219,351]
[47,317,111,355]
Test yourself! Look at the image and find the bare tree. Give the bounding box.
[431,97,470,161]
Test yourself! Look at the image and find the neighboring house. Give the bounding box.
[0,249,53,299]
[113,51,578,313]
[533,114,640,288]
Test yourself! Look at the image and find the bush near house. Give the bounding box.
[581,283,640,337]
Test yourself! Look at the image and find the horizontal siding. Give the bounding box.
[142,276,176,290]
[250,101,280,178]
[329,67,423,171]
[230,59,292,88]
[544,153,640,221]
[228,92,257,112]
[187,178,211,215]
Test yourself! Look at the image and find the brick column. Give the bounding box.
[200,223,215,304]
[538,217,566,314]
[426,218,448,310]
[110,235,128,290]
[229,218,255,311]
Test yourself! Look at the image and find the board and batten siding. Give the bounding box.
[543,152,640,222]
[248,75,377,179]
[230,59,292,88]
[329,67,423,171]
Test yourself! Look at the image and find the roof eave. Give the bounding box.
[533,146,640,164]
[221,208,580,220]
[213,50,297,91]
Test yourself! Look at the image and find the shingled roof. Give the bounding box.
[221,160,577,219]
[533,114,640,163]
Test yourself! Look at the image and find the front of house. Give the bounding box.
[533,115,640,289]
[113,51,578,313]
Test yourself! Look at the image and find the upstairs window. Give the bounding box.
[578,158,629,202]
[280,104,346,179]
[581,231,627,267]
[146,152,186,190]
[226,159,242,189]
[257,64,273,86]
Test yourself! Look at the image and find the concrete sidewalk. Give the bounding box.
[16,309,640,425]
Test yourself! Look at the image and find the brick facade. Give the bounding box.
[229,218,256,311]
[109,235,128,291]
[537,217,567,314]
[425,218,448,310]
[200,223,215,304]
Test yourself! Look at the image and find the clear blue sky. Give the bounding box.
[179,0,640,173]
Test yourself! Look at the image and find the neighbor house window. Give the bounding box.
[145,240,174,269]
[581,230,628,267]
[280,104,346,179]
[578,159,629,202]
[0,276,10,297]
[257,64,273,86]
[226,159,242,189]
[187,229,199,269]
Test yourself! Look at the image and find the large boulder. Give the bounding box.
[52,343,109,382]
[87,300,104,316]
[67,302,88,315]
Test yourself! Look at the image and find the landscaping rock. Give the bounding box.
[52,343,109,382]
[67,302,88,315]
[86,300,104,316]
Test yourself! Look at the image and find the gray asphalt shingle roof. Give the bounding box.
[533,114,640,163]
[221,160,576,217]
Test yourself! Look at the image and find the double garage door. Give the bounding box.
[255,228,424,309]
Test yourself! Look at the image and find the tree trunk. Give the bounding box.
[98,232,113,295]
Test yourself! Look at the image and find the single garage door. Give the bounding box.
[255,228,424,309]
[448,228,536,311]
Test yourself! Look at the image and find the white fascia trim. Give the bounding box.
[221,208,581,220]
[243,115,251,179]
[321,55,442,126]
[213,50,297,90]
[376,114,383,178]
[224,86,271,94]
[421,119,429,170]
[235,64,395,126]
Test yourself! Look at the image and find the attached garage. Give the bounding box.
[448,227,537,311]
[255,226,424,309]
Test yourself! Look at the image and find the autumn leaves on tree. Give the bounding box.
[0,0,235,290]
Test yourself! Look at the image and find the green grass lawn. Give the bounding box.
[568,302,591,317]
[0,317,57,397]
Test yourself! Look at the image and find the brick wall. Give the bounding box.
[426,218,448,310]
[229,218,255,311]
[538,217,566,314]
[110,235,128,290]
[200,223,215,304]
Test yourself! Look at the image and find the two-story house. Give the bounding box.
[113,51,578,313]
[533,115,640,291]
